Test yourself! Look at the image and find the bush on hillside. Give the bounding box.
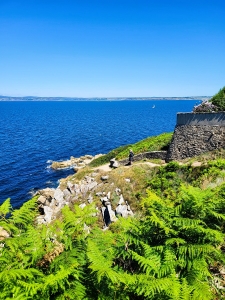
[192,86,225,112]
[210,86,225,111]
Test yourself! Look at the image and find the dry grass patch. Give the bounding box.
[101,163,160,211]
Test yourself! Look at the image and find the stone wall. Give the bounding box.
[166,112,225,161]
[119,151,167,165]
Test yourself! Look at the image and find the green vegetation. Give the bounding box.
[1,153,225,298]
[89,132,172,167]
[193,86,225,112]
[89,144,130,167]
[210,86,225,111]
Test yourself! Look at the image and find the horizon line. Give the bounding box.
[0,95,211,99]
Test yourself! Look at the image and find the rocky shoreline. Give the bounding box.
[36,172,134,229]
[36,155,134,228]
[51,154,103,171]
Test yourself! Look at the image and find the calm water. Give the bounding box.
[0,100,198,207]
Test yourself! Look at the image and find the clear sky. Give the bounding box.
[0,0,224,97]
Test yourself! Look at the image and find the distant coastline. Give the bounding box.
[0,96,211,101]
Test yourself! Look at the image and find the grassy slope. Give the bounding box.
[89,132,172,167]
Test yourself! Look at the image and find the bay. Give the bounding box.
[0,100,199,207]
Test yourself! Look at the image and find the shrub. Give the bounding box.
[210,86,225,111]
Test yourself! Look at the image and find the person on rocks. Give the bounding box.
[128,149,134,165]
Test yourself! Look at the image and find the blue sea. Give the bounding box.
[0,100,199,208]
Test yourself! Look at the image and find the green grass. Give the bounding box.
[115,132,172,159]
[89,144,131,167]
[89,132,172,167]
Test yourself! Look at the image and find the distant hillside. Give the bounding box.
[0,96,211,101]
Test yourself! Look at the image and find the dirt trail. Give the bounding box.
[93,161,163,173]
[93,159,202,174]
[94,164,112,172]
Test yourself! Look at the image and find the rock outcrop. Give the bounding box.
[36,170,133,227]
[0,227,10,240]
[51,154,103,170]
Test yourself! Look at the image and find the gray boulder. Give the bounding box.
[0,227,10,240]
[112,160,120,168]
[101,205,117,226]
[87,195,93,204]
[96,192,103,197]
[63,189,71,197]
[67,182,75,193]
[100,196,108,203]
[115,188,121,195]
[38,188,55,201]
[87,181,98,191]
[54,188,64,204]
[37,195,47,205]
[43,206,53,223]
[118,194,125,205]
[110,158,116,167]
[116,202,134,218]
[80,184,89,195]
[79,203,86,209]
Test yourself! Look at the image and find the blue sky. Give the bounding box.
[0,0,224,97]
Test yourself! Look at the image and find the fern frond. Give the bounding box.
[158,248,177,278]
[130,250,161,275]
[147,212,174,235]
[173,217,204,228]
[60,282,86,300]
[0,268,42,283]
[191,279,213,300]
[165,238,186,246]
[141,190,164,209]
[178,244,215,260]
[0,220,18,235]
[135,274,175,298]
[61,204,96,245]
[14,280,41,299]
[209,210,225,221]
[179,278,194,300]
[0,198,11,217]
[87,239,114,281]
[41,266,80,295]
[5,286,32,300]
[50,241,85,271]
[10,197,38,229]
